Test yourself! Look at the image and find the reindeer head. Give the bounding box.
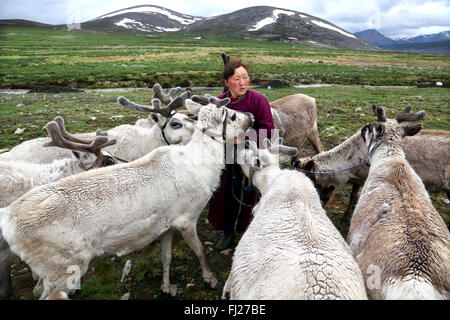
[361,104,425,159]
[186,94,254,143]
[237,137,298,179]
[43,117,124,170]
[117,84,195,145]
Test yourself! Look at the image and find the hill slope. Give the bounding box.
[356,29,450,54]
[185,6,375,50]
[83,5,203,33]
[84,5,375,50]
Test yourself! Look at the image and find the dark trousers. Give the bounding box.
[208,163,259,234]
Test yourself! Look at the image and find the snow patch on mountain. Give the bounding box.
[114,18,181,32]
[97,5,201,25]
[248,9,295,31]
[311,20,356,38]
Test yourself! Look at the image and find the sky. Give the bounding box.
[0,0,449,39]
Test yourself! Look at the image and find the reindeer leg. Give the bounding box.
[343,184,361,221]
[177,222,217,289]
[0,238,14,299]
[160,230,177,297]
[308,123,324,154]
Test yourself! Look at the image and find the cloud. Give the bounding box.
[0,0,448,38]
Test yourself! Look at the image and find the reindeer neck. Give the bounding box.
[252,165,282,195]
[188,129,226,165]
[370,141,406,168]
[45,158,83,182]
[315,132,365,169]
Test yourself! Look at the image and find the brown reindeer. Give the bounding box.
[347,105,450,299]
[295,105,449,219]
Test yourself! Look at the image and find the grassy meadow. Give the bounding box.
[0,26,449,300]
[1,26,449,89]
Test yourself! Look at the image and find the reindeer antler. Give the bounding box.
[191,94,213,105]
[191,94,230,107]
[118,87,191,118]
[208,96,230,107]
[152,83,183,105]
[395,107,426,122]
[43,121,116,155]
[53,116,107,145]
[371,104,387,122]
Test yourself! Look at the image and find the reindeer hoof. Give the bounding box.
[162,284,180,297]
[210,279,224,292]
[207,277,218,289]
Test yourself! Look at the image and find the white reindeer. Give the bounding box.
[0,119,123,208]
[0,84,194,164]
[223,138,367,300]
[0,95,254,299]
[0,119,123,299]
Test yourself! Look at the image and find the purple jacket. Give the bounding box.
[218,89,274,142]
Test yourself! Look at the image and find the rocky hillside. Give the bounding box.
[353,29,397,47]
[184,6,375,50]
[82,5,204,33]
[355,29,450,54]
[83,5,375,50]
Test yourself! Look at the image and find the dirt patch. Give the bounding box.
[28,86,84,93]
[258,79,291,89]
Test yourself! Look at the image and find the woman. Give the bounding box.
[209,57,274,250]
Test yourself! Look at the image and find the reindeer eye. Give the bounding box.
[231,113,237,121]
[101,155,116,167]
[170,119,183,129]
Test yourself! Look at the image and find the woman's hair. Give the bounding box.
[222,59,250,82]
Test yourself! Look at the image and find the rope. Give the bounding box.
[293,161,369,175]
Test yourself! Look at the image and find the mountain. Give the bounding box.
[83,5,204,33]
[356,29,450,54]
[183,6,374,50]
[398,31,450,44]
[84,5,375,50]
[0,19,55,28]
[382,40,450,54]
[0,5,376,50]
[353,29,397,47]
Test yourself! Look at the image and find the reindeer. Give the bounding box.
[347,106,450,299]
[0,84,194,164]
[0,96,254,299]
[0,119,122,299]
[223,138,367,300]
[295,106,449,219]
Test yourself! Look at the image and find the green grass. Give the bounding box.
[1,26,449,88]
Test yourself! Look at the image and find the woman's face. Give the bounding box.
[225,66,250,98]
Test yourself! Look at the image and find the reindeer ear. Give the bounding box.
[250,156,262,169]
[401,123,422,137]
[276,146,298,164]
[151,114,159,123]
[185,99,203,115]
[361,124,370,142]
[302,159,316,182]
[304,159,314,172]
[374,123,385,138]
